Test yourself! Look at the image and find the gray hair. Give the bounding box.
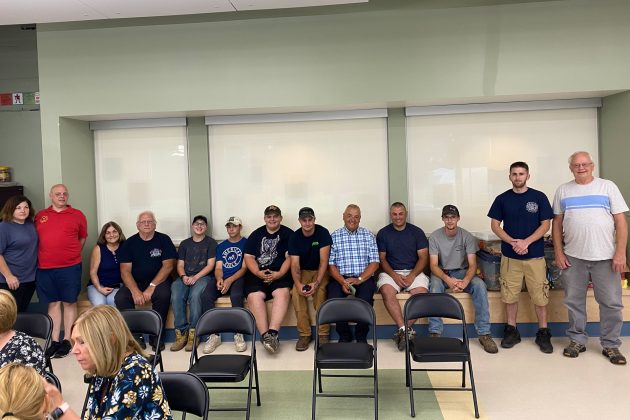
[568,151,593,165]
[136,210,157,223]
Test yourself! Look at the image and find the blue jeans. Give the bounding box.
[170,276,210,332]
[428,269,491,335]
[87,285,118,306]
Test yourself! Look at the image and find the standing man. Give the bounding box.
[553,151,628,365]
[328,204,380,343]
[115,211,177,351]
[488,162,554,353]
[169,215,217,352]
[376,202,430,351]
[244,205,293,354]
[35,184,87,358]
[428,205,498,354]
[201,216,248,354]
[288,207,332,351]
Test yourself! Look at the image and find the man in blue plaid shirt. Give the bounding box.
[328,204,380,343]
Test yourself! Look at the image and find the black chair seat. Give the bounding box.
[410,337,468,363]
[188,354,252,382]
[316,343,374,369]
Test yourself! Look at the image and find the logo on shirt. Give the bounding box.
[526,202,539,213]
[222,246,243,270]
[311,241,319,247]
[257,236,279,268]
[149,248,162,258]
[39,215,48,223]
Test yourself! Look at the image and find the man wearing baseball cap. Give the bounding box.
[243,205,293,353]
[288,207,333,350]
[428,205,498,353]
[200,216,249,354]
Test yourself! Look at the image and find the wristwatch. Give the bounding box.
[49,402,69,420]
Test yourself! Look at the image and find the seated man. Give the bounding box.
[170,215,217,352]
[328,204,380,343]
[243,206,293,354]
[201,216,248,353]
[376,202,429,351]
[115,211,177,350]
[428,205,498,354]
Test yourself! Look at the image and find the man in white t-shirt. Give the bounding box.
[552,151,628,365]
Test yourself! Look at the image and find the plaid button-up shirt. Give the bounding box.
[328,226,379,276]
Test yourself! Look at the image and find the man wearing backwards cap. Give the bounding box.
[428,205,498,354]
[288,207,333,351]
[243,205,293,353]
[200,216,249,354]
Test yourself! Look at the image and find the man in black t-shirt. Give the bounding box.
[288,207,332,351]
[244,205,293,354]
[115,211,177,350]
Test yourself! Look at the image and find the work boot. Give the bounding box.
[501,324,521,349]
[170,329,188,352]
[185,329,195,352]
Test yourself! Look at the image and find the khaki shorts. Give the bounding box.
[377,270,429,293]
[500,256,549,306]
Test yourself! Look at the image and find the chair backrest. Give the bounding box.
[14,312,52,349]
[120,309,162,337]
[43,371,62,392]
[404,293,466,322]
[316,298,375,327]
[194,307,256,337]
[160,372,208,420]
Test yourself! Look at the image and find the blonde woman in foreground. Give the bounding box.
[45,305,172,420]
[0,363,51,420]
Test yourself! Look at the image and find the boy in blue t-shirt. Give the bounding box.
[200,216,248,353]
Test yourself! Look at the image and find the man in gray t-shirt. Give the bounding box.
[428,205,497,354]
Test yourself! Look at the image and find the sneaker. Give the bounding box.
[203,334,221,354]
[406,328,416,344]
[563,341,586,358]
[602,347,627,365]
[234,333,247,352]
[478,335,499,354]
[295,336,312,351]
[392,329,405,351]
[429,332,441,338]
[149,336,165,352]
[133,334,147,350]
[54,340,72,358]
[170,329,188,352]
[185,329,195,352]
[45,341,61,358]
[262,331,279,353]
[318,335,330,346]
[535,328,553,354]
[501,324,521,349]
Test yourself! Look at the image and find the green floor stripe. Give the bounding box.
[171,369,443,420]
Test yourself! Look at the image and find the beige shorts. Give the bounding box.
[500,256,549,306]
[377,270,429,293]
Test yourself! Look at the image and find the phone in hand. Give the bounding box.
[347,284,356,296]
[302,284,311,292]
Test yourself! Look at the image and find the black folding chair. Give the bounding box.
[312,298,378,420]
[120,309,164,371]
[188,307,260,420]
[404,293,479,418]
[43,371,62,391]
[14,312,54,373]
[161,372,209,420]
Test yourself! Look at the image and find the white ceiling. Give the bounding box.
[0,0,367,25]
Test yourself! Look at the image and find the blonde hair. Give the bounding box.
[72,306,146,377]
[0,363,46,420]
[0,291,17,334]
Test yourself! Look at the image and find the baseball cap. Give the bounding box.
[441,205,460,218]
[264,205,282,216]
[298,207,315,219]
[225,216,243,226]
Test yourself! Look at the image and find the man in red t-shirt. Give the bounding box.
[35,184,87,358]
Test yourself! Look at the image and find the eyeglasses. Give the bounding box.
[137,220,155,225]
[193,222,207,227]
[572,162,593,169]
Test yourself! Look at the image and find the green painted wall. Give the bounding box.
[31,0,630,229]
[601,90,630,208]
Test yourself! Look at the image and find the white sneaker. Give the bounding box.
[234,333,247,352]
[203,334,221,354]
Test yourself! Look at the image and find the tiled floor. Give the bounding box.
[51,335,630,419]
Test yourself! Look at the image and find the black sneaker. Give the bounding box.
[535,328,553,354]
[149,336,165,352]
[501,324,521,349]
[133,334,147,350]
[53,340,72,358]
[45,341,61,358]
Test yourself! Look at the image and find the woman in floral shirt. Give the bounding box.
[45,305,172,420]
[0,290,45,374]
